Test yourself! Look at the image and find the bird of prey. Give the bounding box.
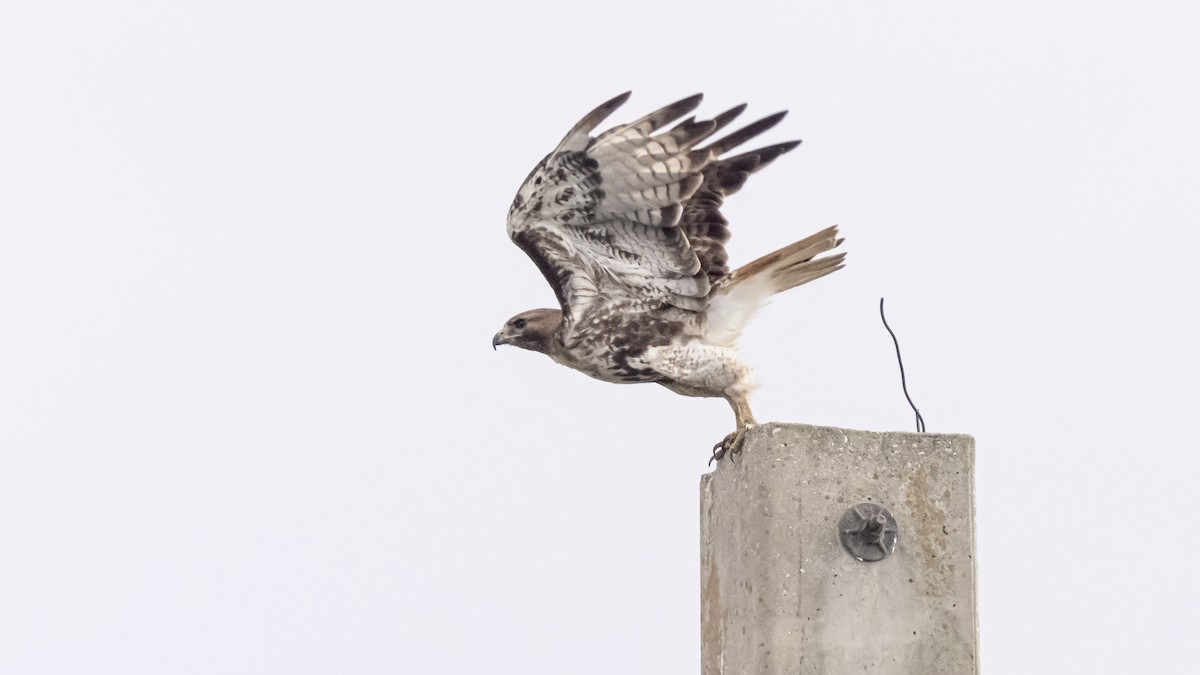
[493,92,845,461]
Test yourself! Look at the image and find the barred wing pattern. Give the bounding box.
[506,93,798,329]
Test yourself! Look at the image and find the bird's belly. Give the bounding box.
[555,343,662,384]
[557,306,691,384]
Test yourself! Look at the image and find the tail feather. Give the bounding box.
[732,225,844,291]
[704,226,845,346]
[774,250,846,293]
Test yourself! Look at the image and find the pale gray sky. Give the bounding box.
[3,2,1198,673]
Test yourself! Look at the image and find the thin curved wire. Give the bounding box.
[880,298,926,433]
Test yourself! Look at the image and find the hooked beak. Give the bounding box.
[492,332,507,350]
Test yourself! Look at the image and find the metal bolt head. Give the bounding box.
[839,503,898,562]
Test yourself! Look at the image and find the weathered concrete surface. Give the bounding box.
[700,424,977,675]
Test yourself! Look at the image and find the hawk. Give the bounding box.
[493,93,845,461]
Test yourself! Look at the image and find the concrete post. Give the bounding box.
[700,424,977,675]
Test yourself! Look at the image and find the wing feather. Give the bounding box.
[508,93,800,328]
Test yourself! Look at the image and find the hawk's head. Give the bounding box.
[493,309,562,355]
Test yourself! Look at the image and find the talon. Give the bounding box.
[700,425,739,461]
[709,425,752,465]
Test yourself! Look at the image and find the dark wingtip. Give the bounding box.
[594,91,633,115]
[703,111,791,156]
[722,140,803,174]
[671,104,745,148]
[662,93,705,122]
[711,104,748,130]
[622,93,705,137]
[565,91,634,141]
[760,110,789,126]
[774,140,803,155]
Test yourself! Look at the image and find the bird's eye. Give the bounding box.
[513,318,528,329]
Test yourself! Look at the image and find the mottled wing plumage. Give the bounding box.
[507,93,709,325]
[507,93,801,331]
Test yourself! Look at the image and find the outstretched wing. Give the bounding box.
[506,93,798,329]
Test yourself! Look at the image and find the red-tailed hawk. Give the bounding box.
[493,93,845,461]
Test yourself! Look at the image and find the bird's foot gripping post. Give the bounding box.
[709,427,751,466]
[700,423,978,675]
[709,394,757,465]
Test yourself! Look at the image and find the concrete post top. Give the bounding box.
[700,422,978,675]
[701,423,975,503]
[705,422,974,473]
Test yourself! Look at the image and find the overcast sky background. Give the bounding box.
[3,2,1198,673]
